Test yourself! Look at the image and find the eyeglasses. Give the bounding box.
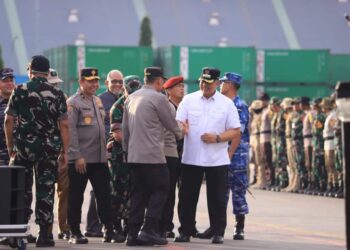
[110,79,123,84]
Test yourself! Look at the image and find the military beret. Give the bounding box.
[269,96,281,105]
[199,67,220,83]
[219,72,243,85]
[0,67,14,80]
[28,55,50,73]
[300,96,310,105]
[259,92,270,101]
[123,75,142,94]
[163,76,184,89]
[80,67,100,80]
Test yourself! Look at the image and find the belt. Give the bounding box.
[303,135,312,138]
[324,136,334,141]
[286,135,291,138]
[252,132,260,135]
[260,130,271,134]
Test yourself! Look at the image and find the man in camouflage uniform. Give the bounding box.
[321,97,337,196]
[108,75,142,241]
[4,55,69,247]
[310,97,326,195]
[269,97,282,190]
[300,97,313,194]
[274,98,290,190]
[290,97,306,192]
[0,68,16,166]
[249,100,265,189]
[333,116,344,198]
[282,98,295,192]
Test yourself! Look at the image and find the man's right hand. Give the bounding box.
[75,157,86,174]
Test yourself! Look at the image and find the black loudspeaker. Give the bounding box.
[0,166,25,225]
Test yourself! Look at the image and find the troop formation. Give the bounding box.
[249,94,343,198]
[0,55,344,249]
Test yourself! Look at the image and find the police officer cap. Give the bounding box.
[269,96,281,105]
[123,75,142,94]
[219,72,243,85]
[144,67,167,80]
[300,96,310,105]
[80,67,100,80]
[28,55,50,73]
[311,97,322,106]
[0,67,14,80]
[199,67,220,83]
[163,76,184,89]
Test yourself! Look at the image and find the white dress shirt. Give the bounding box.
[176,90,240,167]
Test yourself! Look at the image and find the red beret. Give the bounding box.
[163,76,184,89]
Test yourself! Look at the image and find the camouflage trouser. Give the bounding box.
[10,154,57,225]
[292,139,306,176]
[276,139,288,188]
[304,146,312,183]
[335,144,343,184]
[312,149,326,187]
[109,161,130,221]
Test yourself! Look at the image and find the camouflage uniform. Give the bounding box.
[333,118,343,197]
[291,109,306,191]
[109,95,130,226]
[275,109,288,188]
[0,97,10,165]
[5,76,67,226]
[311,110,326,192]
[227,95,249,215]
[303,110,314,191]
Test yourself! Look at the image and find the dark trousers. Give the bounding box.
[160,157,181,233]
[178,164,228,236]
[261,142,273,184]
[67,162,112,232]
[128,163,169,236]
[85,190,103,233]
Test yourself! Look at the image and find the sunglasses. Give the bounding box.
[110,79,123,84]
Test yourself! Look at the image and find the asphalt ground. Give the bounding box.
[1,181,345,250]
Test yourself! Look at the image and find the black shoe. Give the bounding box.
[212,235,224,244]
[174,234,190,242]
[36,234,55,247]
[84,231,103,237]
[233,230,244,240]
[0,237,9,245]
[166,231,175,238]
[69,233,88,244]
[27,234,37,243]
[197,227,213,239]
[137,230,168,245]
[58,231,70,240]
[103,230,125,243]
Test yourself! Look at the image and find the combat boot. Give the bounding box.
[233,215,245,240]
[112,220,126,243]
[335,180,344,198]
[36,224,55,247]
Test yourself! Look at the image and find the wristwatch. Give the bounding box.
[216,134,221,143]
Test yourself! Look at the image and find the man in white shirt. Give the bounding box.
[174,67,241,244]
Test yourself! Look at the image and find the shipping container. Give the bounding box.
[44,45,153,96]
[256,49,330,83]
[329,54,350,87]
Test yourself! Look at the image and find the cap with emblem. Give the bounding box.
[0,67,14,80]
[80,67,100,80]
[199,67,220,83]
[269,96,281,105]
[28,55,50,74]
[47,68,63,84]
[144,67,166,80]
[124,75,142,94]
[219,72,242,85]
[163,76,184,89]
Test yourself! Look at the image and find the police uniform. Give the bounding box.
[67,68,116,244]
[5,56,68,247]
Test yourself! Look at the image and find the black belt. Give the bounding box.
[252,132,260,135]
[260,130,271,134]
[324,136,334,141]
[303,135,312,138]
